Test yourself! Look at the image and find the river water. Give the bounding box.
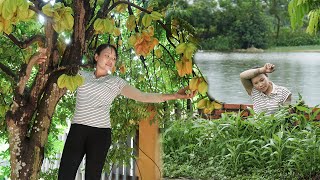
[194,51,320,107]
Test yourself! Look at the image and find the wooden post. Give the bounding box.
[136,108,161,180]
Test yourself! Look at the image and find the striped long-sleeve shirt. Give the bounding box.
[72,70,127,128]
[72,70,168,128]
[251,82,291,115]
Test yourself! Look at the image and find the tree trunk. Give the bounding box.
[275,15,281,40]
[6,81,66,179]
[5,0,107,179]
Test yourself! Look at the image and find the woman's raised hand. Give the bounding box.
[262,63,275,73]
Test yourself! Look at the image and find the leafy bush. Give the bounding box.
[200,36,238,51]
[162,100,320,179]
[273,27,320,46]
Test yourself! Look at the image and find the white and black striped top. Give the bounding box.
[251,82,291,115]
[72,70,127,128]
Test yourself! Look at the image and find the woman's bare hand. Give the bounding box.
[175,87,197,99]
[30,47,47,65]
[261,63,275,73]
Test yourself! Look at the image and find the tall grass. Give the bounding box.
[162,101,320,179]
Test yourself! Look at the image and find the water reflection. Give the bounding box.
[194,52,320,107]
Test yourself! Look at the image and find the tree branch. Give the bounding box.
[86,0,150,40]
[29,3,41,13]
[87,0,98,25]
[127,0,139,32]
[159,43,175,63]
[139,56,152,89]
[29,0,43,7]
[18,51,47,95]
[158,21,177,47]
[108,1,148,14]
[86,0,176,44]
[85,0,112,40]
[5,34,46,49]
[0,62,18,80]
[99,0,112,17]
[109,1,177,47]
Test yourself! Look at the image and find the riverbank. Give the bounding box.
[266,45,320,52]
[199,45,320,53]
[237,45,320,53]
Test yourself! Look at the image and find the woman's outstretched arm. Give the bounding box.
[120,84,196,103]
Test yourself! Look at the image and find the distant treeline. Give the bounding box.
[175,0,320,51]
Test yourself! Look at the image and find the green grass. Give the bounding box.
[162,99,320,179]
[266,45,320,52]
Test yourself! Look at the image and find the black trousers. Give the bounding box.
[58,124,111,180]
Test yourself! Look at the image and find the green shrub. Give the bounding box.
[200,36,238,51]
[273,27,320,46]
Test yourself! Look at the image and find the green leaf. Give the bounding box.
[150,11,162,21]
[64,75,83,92]
[296,105,310,112]
[142,14,152,27]
[103,18,114,33]
[184,43,197,59]
[126,15,136,32]
[93,18,104,32]
[57,74,67,88]
[65,75,75,92]
[42,3,54,17]
[175,43,187,54]
[2,0,16,20]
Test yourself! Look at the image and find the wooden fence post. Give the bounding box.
[136,108,162,180]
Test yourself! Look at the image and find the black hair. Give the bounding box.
[93,44,118,65]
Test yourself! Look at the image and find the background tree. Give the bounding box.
[215,0,271,49]
[177,0,320,51]
[289,0,320,35]
[178,0,272,50]
[0,0,215,179]
[183,0,218,40]
[263,0,290,39]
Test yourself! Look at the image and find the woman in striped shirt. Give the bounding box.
[240,63,292,115]
[58,44,196,180]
